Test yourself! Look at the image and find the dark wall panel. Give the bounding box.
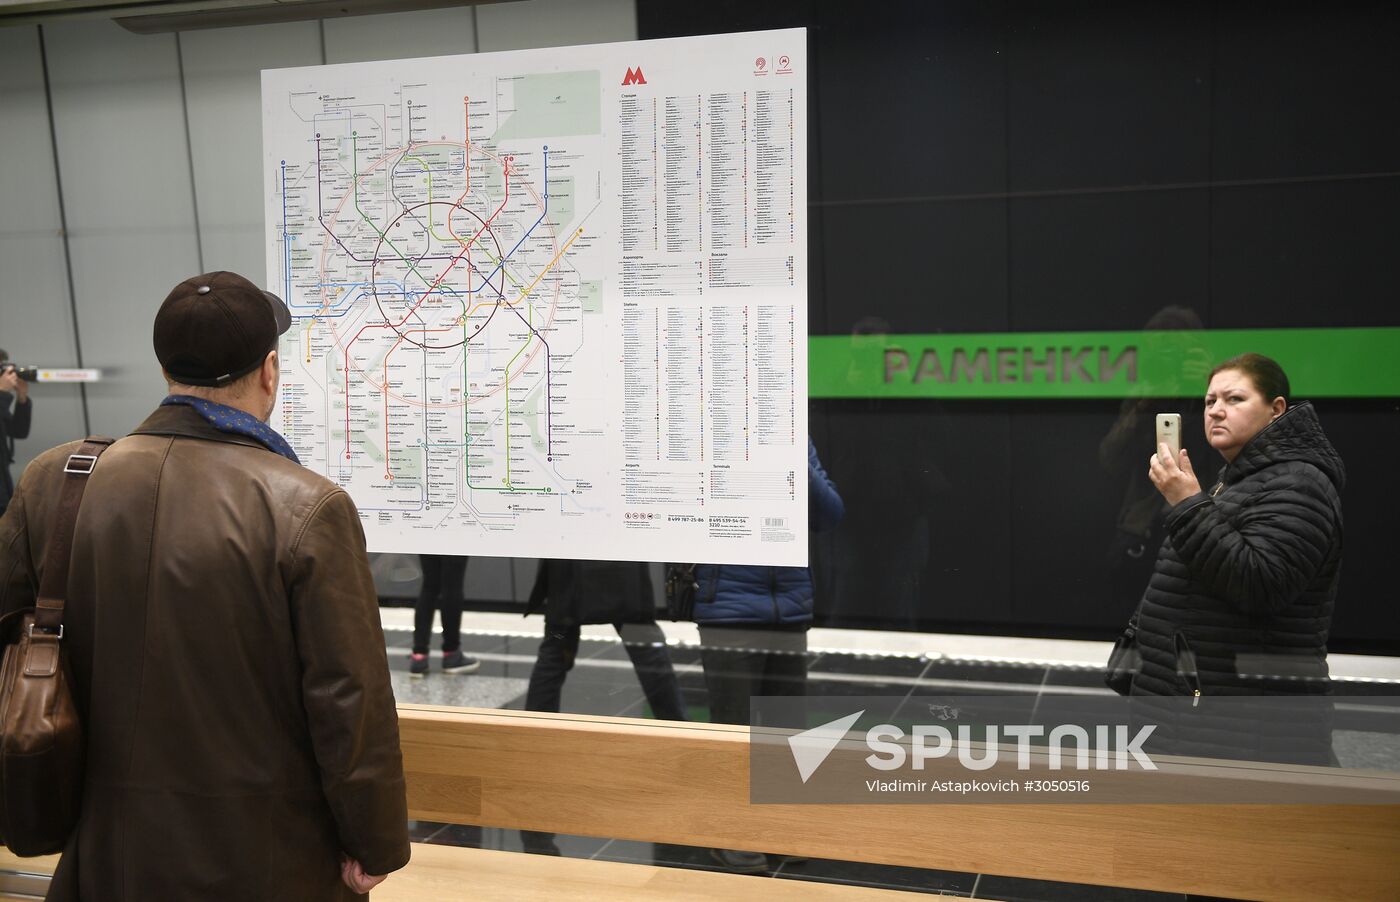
[1008,405,1123,629]
[637,1,1400,650]
[815,0,1008,202]
[820,399,1012,630]
[1313,402,1400,644]
[823,199,1009,335]
[1008,190,1210,332]
[1211,6,1400,181]
[1210,179,1400,329]
[1006,0,1212,191]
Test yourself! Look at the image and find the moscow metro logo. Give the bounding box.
[622,67,647,86]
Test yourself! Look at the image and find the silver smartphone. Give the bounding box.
[1156,413,1182,460]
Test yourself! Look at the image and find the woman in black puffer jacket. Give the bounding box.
[1136,353,1344,764]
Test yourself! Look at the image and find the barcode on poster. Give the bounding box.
[764,518,786,528]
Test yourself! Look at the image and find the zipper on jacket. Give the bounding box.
[769,568,780,624]
[1174,633,1202,707]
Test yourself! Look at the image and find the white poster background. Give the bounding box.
[263,28,807,565]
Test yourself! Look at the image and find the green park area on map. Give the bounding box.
[494,71,601,140]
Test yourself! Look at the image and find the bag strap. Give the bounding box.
[32,436,116,635]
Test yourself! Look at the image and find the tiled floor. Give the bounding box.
[403,818,1194,900]
[385,620,1400,901]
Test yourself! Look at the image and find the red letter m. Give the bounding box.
[622,67,647,86]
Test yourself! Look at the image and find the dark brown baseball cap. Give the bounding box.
[153,271,292,387]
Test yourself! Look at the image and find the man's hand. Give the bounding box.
[340,856,388,894]
[1148,442,1202,507]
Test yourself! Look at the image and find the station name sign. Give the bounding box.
[807,328,1400,399]
[882,345,1136,388]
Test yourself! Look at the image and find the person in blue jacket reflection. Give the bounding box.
[693,437,844,726]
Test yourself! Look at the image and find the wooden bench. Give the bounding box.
[397,705,1400,901]
[5,704,1400,900]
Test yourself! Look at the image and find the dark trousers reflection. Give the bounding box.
[524,621,687,719]
[413,553,468,654]
[698,624,808,728]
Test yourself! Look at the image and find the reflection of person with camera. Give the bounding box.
[1098,306,1209,608]
[0,350,34,517]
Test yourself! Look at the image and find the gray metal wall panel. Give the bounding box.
[0,26,88,475]
[322,7,476,64]
[476,0,637,52]
[180,22,324,283]
[43,20,201,438]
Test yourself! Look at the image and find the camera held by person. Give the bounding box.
[0,363,39,383]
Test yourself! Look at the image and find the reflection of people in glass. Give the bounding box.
[694,438,844,726]
[1136,354,1344,763]
[409,554,480,677]
[692,437,842,873]
[826,319,947,629]
[521,559,686,856]
[1098,306,1208,608]
[0,350,34,518]
[524,560,686,720]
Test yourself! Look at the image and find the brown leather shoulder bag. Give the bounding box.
[0,436,114,856]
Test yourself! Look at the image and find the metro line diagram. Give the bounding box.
[266,32,809,564]
[268,71,606,538]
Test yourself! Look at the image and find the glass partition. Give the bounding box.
[375,1,1400,805]
[3,1,1398,896]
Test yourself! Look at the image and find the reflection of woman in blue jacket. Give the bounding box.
[695,437,844,725]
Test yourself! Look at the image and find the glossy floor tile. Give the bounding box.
[772,857,977,896]
[973,874,1189,901]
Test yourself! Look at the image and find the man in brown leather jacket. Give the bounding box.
[0,272,410,900]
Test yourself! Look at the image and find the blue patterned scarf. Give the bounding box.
[161,395,301,465]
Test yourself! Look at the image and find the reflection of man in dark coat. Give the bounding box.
[0,273,409,900]
[0,350,33,517]
[521,558,686,856]
[524,559,685,720]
